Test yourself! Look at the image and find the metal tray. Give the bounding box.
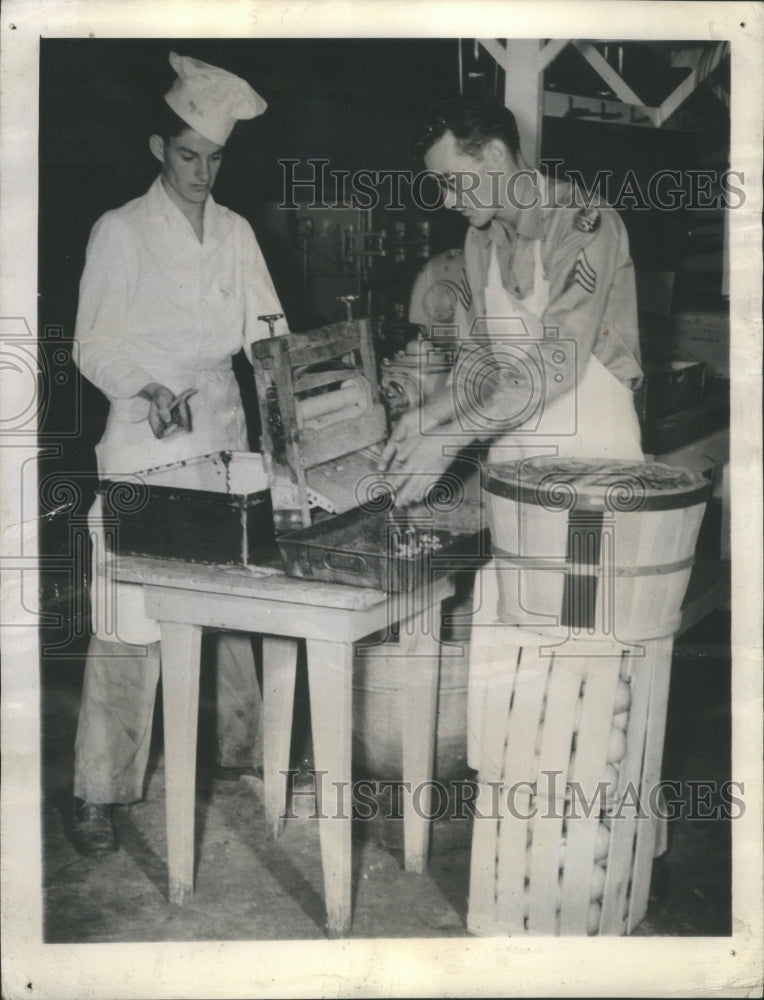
[278,501,488,591]
[635,360,706,422]
[99,451,275,567]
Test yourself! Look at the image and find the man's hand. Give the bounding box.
[139,383,194,440]
[378,407,457,507]
[377,406,439,473]
[388,433,457,506]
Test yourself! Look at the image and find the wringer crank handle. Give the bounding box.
[258,313,284,338]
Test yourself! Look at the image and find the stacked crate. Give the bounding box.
[468,459,708,935]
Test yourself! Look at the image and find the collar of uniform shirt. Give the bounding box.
[147,174,230,247]
[472,205,544,248]
[467,209,543,299]
[469,180,545,250]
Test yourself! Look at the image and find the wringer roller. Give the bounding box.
[250,318,388,532]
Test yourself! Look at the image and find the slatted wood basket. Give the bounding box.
[468,632,674,936]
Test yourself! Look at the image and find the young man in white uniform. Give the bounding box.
[72,53,288,855]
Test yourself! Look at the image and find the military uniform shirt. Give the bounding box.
[425,179,643,432]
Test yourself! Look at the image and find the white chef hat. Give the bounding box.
[164,51,267,146]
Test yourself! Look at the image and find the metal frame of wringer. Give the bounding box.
[251,318,388,532]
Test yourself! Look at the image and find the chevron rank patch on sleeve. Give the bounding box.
[564,250,597,294]
[459,268,473,310]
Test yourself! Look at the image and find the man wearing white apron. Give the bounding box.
[72,53,288,856]
[381,95,643,487]
[380,96,667,869]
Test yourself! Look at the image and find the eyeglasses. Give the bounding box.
[418,117,448,138]
[410,117,449,158]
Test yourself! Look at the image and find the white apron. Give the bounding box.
[90,366,247,645]
[467,207,644,771]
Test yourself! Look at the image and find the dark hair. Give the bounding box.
[409,95,521,161]
[154,100,193,143]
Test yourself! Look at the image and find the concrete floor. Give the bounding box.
[41,612,731,943]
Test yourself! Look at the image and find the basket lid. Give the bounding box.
[483,457,710,511]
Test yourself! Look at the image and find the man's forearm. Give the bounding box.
[421,387,458,428]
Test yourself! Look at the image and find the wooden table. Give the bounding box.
[114,555,455,937]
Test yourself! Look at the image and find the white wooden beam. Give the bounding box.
[656,41,730,126]
[477,38,509,71]
[574,41,647,108]
[538,38,570,71]
[504,40,543,166]
[478,38,730,138]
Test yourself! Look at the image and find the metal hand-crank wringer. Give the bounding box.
[251,310,484,592]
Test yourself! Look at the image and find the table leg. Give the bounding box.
[160,621,202,905]
[262,635,298,838]
[305,638,353,938]
[398,603,442,874]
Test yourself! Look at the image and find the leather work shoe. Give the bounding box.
[72,798,118,857]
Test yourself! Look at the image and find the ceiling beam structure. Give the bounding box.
[474,39,544,165]
[477,38,730,140]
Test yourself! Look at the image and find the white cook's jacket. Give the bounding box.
[76,175,288,642]
[76,174,287,476]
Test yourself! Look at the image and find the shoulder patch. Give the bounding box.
[423,281,459,322]
[573,206,601,233]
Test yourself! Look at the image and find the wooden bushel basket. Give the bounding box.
[483,458,709,641]
[467,632,674,936]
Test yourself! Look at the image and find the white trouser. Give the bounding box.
[74,632,263,804]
